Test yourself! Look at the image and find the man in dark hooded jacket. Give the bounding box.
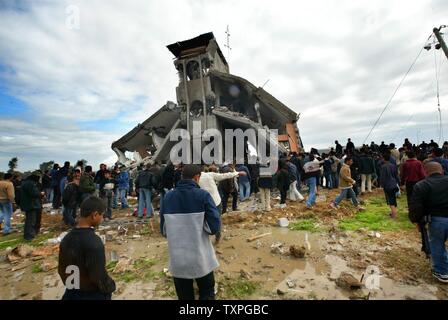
[21,171,44,240]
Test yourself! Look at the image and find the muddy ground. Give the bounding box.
[0,188,447,300]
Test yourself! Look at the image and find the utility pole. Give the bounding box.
[433,26,448,61]
[433,26,447,143]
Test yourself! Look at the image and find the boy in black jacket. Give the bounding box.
[58,196,116,300]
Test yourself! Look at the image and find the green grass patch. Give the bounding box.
[290,218,321,232]
[142,270,165,281]
[110,258,163,283]
[106,261,118,272]
[220,279,260,299]
[115,271,139,283]
[0,232,56,250]
[139,225,153,236]
[133,258,156,269]
[32,263,43,273]
[338,195,414,231]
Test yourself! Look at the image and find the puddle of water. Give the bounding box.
[275,252,439,300]
[276,264,349,299]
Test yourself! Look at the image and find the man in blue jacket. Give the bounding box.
[236,163,251,202]
[160,164,220,300]
[117,166,130,209]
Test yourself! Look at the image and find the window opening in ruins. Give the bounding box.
[186,60,200,80]
[201,57,211,75]
[190,100,204,117]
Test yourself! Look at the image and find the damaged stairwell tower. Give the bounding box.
[112,32,303,167]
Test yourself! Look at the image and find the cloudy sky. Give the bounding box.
[0,0,447,171]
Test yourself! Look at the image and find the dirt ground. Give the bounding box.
[0,188,447,300]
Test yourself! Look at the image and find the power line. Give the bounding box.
[363,40,428,145]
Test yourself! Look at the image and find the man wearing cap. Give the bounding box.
[160,164,220,300]
[20,171,44,240]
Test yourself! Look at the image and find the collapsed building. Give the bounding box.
[111,32,303,168]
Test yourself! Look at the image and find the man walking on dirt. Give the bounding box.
[160,164,220,300]
[330,157,363,210]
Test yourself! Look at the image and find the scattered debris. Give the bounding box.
[106,231,118,242]
[8,244,34,262]
[163,268,172,277]
[335,272,363,290]
[289,245,306,258]
[270,242,286,255]
[368,231,381,238]
[247,232,271,242]
[110,251,119,262]
[118,225,128,236]
[276,288,286,295]
[40,260,58,272]
[113,258,133,273]
[240,269,252,279]
[286,278,297,289]
[11,263,33,272]
[31,245,59,257]
[43,232,68,245]
[278,218,289,228]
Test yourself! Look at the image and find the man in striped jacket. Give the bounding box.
[160,164,220,300]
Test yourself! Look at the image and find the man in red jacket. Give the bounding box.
[401,150,426,206]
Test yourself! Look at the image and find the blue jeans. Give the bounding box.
[306,177,317,208]
[63,206,76,227]
[45,188,53,203]
[332,172,339,188]
[324,172,333,189]
[296,173,302,191]
[239,180,251,201]
[138,188,153,218]
[334,187,359,207]
[0,202,13,234]
[113,189,118,208]
[100,190,113,218]
[429,216,448,275]
[119,189,129,208]
[60,177,67,195]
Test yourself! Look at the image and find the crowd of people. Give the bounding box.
[1,137,448,299]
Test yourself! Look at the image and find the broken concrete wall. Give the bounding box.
[111,32,303,167]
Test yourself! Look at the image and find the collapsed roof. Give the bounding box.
[111,32,303,167]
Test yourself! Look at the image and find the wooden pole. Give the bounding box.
[433,27,448,62]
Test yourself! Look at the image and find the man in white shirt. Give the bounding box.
[199,165,242,209]
[199,165,244,243]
